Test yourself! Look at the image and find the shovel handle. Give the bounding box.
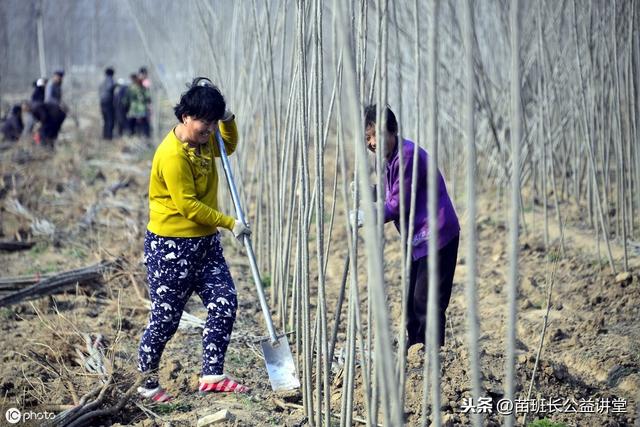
[215,130,279,345]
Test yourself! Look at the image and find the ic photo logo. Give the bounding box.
[4,407,55,424]
[5,407,21,424]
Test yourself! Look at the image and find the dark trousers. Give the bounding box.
[115,108,129,136]
[39,108,66,149]
[407,235,459,347]
[129,117,150,137]
[138,231,237,388]
[100,101,114,139]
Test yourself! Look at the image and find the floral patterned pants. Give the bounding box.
[138,231,237,388]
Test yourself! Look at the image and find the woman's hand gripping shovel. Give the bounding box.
[215,131,300,392]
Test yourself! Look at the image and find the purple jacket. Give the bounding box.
[383,139,460,260]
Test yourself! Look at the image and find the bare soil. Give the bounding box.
[0,113,638,426]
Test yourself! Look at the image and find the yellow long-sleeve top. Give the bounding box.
[147,120,238,237]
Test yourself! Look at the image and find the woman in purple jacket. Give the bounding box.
[363,105,460,349]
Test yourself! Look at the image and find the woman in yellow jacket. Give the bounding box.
[137,77,251,402]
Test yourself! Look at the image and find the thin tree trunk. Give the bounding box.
[505,1,522,426]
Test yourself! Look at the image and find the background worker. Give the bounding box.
[99,67,116,140]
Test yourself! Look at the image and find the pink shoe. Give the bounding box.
[198,375,249,393]
[137,386,173,403]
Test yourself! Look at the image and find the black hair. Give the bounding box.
[10,104,22,116]
[364,104,398,134]
[105,67,114,76]
[139,66,148,75]
[173,77,226,123]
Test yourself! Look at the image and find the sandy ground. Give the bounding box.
[0,113,638,427]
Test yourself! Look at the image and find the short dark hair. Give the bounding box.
[174,77,226,123]
[364,104,398,134]
[105,67,114,76]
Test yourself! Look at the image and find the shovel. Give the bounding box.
[215,130,300,392]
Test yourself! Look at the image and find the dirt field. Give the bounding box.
[0,113,638,427]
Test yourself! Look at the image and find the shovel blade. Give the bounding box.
[261,336,300,391]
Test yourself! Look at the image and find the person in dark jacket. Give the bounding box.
[113,78,130,136]
[31,78,46,104]
[1,104,24,141]
[29,101,66,150]
[45,70,64,106]
[99,67,116,139]
[24,78,47,137]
